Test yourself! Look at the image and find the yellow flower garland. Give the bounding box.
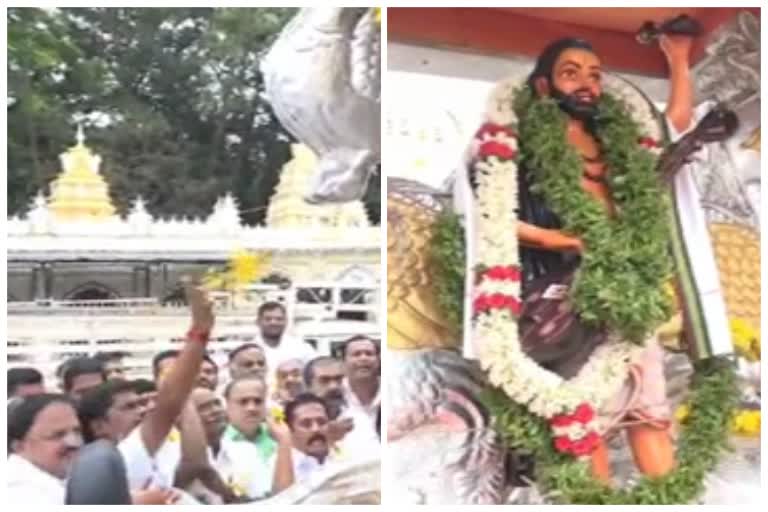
[730,318,760,362]
[731,409,760,436]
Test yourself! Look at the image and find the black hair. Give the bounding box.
[8,394,76,452]
[339,336,380,360]
[63,357,105,392]
[202,353,218,369]
[376,405,381,439]
[8,367,43,397]
[527,37,596,94]
[131,378,156,395]
[284,393,330,428]
[151,350,180,378]
[257,300,286,318]
[94,351,127,364]
[303,356,339,387]
[223,375,266,400]
[228,343,264,362]
[77,380,137,443]
[56,360,70,378]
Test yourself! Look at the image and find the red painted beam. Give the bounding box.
[388,7,759,77]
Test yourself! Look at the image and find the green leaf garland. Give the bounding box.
[431,211,465,330]
[513,87,674,342]
[483,357,738,504]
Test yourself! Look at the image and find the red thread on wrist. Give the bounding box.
[187,327,211,343]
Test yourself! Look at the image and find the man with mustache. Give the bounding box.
[8,394,83,503]
[304,356,346,416]
[284,393,335,482]
[304,356,353,445]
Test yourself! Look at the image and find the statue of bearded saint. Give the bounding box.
[485,35,699,481]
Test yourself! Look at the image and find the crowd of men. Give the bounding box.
[7,288,381,504]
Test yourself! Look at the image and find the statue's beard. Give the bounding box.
[550,86,599,122]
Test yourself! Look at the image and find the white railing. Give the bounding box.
[8,298,161,312]
[7,280,381,383]
[7,281,379,317]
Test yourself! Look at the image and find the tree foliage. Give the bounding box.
[8,7,381,225]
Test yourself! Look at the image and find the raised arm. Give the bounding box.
[660,34,695,134]
[267,418,295,494]
[140,282,215,455]
[173,400,211,488]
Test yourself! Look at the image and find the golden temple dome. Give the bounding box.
[47,126,116,220]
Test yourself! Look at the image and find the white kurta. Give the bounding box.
[6,454,66,504]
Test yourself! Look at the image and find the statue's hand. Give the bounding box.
[659,34,693,64]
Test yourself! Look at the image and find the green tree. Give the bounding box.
[8,7,381,225]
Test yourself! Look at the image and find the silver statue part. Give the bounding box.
[261,8,380,204]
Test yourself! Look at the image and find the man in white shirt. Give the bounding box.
[338,336,381,453]
[254,301,317,376]
[7,393,83,504]
[76,287,214,498]
[284,393,335,483]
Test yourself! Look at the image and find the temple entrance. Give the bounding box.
[64,282,120,301]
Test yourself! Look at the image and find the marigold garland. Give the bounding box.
[730,318,760,362]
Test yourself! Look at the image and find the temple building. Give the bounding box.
[7,131,380,380]
[7,132,380,303]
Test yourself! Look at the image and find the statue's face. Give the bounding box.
[541,48,603,121]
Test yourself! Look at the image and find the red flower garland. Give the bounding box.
[475,122,516,141]
[553,432,601,457]
[638,136,659,149]
[478,140,517,161]
[550,402,596,428]
[483,265,521,281]
[473,293,522,316]
[549,402,600,456]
